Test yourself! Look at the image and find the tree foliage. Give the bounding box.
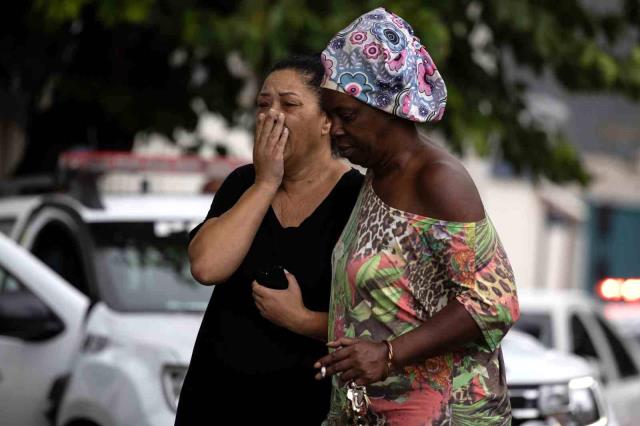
[3,0,640,183]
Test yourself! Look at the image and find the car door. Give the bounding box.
[568,311,610,377]
[0,235,88,426]
[592,313,640,426]
[570,307,640,426]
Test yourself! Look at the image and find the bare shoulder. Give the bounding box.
[414,156,485,222]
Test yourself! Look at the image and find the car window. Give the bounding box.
[595,314,639,378]
[0,218,15,237]
[512,312,553,347]
[571,314,601,361]
[90,222,212,312]
[31,221,90,297]
[0,265,24,293]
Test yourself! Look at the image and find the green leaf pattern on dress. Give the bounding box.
[325,176,518,425]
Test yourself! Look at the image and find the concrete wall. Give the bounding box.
[464,156,586,290]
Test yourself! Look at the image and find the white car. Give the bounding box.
[603,302,640,345]
[503,330,613,426]
[0,178,621,426]
[0,233,88,425]
[1,228,613,426]
[514,289,640,426]
[0,193,213,426]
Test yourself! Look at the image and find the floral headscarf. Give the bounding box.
[321,8,447,123]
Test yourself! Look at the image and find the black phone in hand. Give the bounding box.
[255,265,288,290]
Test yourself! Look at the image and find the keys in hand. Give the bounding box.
[345,381,370,424]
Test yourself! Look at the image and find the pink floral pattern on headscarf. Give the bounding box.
[321,52,335,85]
[388,49,407,72]
[349,31,367,45]
[363,42,383,59]
[418,62,433,95]
[321,7,447,123]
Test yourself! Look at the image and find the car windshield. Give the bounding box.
[91,221,212,312]
[512,311,553,348]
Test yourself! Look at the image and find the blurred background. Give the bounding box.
[1,1,640,426]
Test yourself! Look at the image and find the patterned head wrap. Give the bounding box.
[321,8,447,123]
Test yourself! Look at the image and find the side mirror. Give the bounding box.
[0,292,65,341]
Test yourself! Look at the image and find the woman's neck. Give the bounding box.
[281,147,344,194]
[370,123,424,179]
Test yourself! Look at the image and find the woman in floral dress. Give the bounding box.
[315,8,519,425]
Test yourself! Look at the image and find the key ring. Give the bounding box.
[345,380,371,425]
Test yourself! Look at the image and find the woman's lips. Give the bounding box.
[336,144,355,158]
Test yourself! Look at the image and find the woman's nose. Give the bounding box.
[268,108,280,117]
[331,121,345,137]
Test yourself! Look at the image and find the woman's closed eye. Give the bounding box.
[339,112,356,122]
[256,101,299,109]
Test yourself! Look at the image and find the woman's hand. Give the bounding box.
[314,337,389,386]
[253,109,288,192]
[252,270,307,332]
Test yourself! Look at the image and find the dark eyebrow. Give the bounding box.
[279,91,300,96]
[257,91,301,98]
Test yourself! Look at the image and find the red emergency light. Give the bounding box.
[597,278,640,303]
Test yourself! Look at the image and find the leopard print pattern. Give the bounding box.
[327,174,517,425]
[349,178,459,322]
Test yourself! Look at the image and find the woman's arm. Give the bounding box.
[189,182,276,285]
[314,160,517,384]
[314,300,481,384]
[189,110,289,285]
[252,271,329,341]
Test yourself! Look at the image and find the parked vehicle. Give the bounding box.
[0,233,88,425]
[0,151,624,426]
[1,225,618,426]
[0,191,213,426]
[515,289,640,426]
[503,330,613,426]
[2,234,613,426]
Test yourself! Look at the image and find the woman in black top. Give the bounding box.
[175,56,363,425]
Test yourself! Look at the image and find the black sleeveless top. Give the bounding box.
[175,164,363,425]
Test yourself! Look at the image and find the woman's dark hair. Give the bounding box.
[267,54,325,98]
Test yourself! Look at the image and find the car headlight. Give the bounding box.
[162,365,188,411]
[538,376,608,426]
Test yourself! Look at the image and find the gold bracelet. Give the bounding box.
[382,339,394,379]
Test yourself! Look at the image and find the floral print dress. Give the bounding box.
[325,174,519,426]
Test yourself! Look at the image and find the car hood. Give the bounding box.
[503,331,594,384]
[86,303,204,363]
